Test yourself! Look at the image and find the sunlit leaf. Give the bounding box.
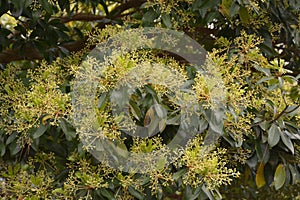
[154,104,167,119]
[268,124,280,147]
[156,158,167,170]
[274,164,286,190]
[158,118,166,133]
[33,124,48,139]
[256,163,266,188]
[173,168,187,180]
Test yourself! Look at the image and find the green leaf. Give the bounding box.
[128,186,144,200]
[204,109,224,135]
[33,124,48,139]
[288,164,300,184]
[162,13,172,28]
[238,6,249,25]
[59,118,76,141]
[6,132,18,145]
[99,0,109,15]
[148,117,160,137]
[58,0,67,11]
[52,188,65,195]
[97,92,107,112]
[183,185,201,200]
[198,118,208,133]
[285,105,299,117]
[99,188,116,200]
[156,158,167,170]
[254,65,271,76]
[229,2,240,17]
[39,0,53,14]
[268,124,281,147]
[142,9,158,25]
[129,99,141,120]
[256,76,275,85]
[173,168,187,180]
[113,141,129,159]
[201,185,214,200]
[256,163,266,188]
[158,118,166,133]
[154,104,167,119]
[0,142,6,157]
[9,140,21,156]
[280,131,294,154]
[274,164,286,190]
[259,120,269,131]
[166,114,181,125]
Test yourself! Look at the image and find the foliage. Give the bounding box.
[0,0,299,199]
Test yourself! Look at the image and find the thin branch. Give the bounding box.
[61,13,106,23]
[251,104,299,127]
[271,104,300,122]
[0,0,146,64]
[60,0,146,23]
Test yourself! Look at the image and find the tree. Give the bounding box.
[0,0,299,199]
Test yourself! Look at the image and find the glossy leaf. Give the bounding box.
[128,186,144,200]
[280,131,294,154]
[6,132,18,145]
[99,188,116,200]
[162,13,172,28]
[59,118,76,141]
[254,65,271,76]
[33,124,48,139]
[39,0,53,14]
[256,163,266,188]
[268,124,280,147]
[154,104,167,119]
[274,164,286,190]
[129,99,141,120]
[158,118,167,133]
[173,168,187,180]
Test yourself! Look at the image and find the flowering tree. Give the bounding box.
[0,0,299,199]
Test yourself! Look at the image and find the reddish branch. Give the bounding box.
[61,13,106,23]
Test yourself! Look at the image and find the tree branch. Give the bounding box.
[60,0,146,23]
[0,0,147,64]
[0,39,86,64]
[61,13,106,23]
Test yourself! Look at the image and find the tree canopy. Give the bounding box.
[0,0,299,199]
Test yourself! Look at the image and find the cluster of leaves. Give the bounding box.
[1,26,299,199]
[212,32,300,199]
[0,0,299,199]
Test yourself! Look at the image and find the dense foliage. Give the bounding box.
[0,0,299,199]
